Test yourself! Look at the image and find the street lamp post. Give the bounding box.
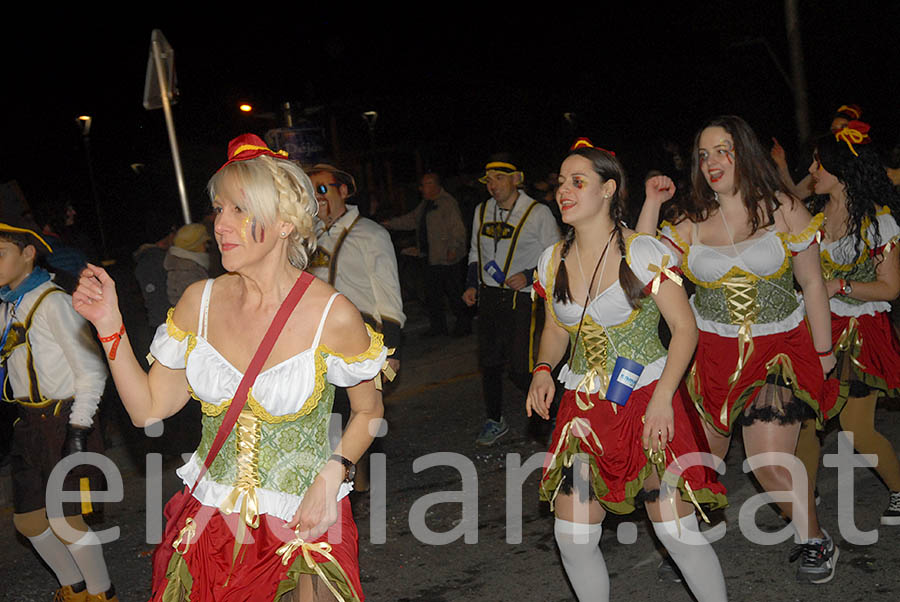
[76,115,110,262]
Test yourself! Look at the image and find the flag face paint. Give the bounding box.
[240,216,251,242]
[721,139,735,164]
[250,217,265,243]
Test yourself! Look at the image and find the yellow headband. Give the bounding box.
[479,161,523,184]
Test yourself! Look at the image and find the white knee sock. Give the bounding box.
[554,518,609,602]
[652,514,727,602]
[67,532,111,595]
[27,528,83,587]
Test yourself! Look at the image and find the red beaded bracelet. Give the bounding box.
[98,324,125,360]
[816,348,833,357]
[533,363,552,375]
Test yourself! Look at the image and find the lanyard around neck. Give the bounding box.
[491,194,519,255]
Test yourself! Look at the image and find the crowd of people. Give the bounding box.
[3,105,900,601]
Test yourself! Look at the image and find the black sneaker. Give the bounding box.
[790,529,839,584]
[881,491,900,526]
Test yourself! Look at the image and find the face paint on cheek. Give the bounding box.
[240,216,251,242]
[250,217,265,243]
[720,139,735,164]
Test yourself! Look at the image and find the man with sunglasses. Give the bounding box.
[307,162,404,489]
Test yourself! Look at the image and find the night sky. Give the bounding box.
[4,5,899,253]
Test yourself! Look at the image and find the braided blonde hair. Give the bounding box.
[208,155,318,269]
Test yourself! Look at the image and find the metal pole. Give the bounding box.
[151,34,192,225]
[81,132,109,260]
[785,0,810,147]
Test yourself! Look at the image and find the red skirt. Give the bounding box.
[829,311,900,412]
[150,489,363,601]
[687,322,833,434]
[539,381,727,515]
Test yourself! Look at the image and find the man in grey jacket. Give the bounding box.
[383,172,470,336]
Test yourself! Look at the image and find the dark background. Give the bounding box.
[3,4,898,255]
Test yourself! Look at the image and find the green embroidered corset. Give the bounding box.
[821,245,877,308]
[692,268,799,325]
[196,382,335,498]
[565,297,668,392]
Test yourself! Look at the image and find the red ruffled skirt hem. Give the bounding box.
[539,382,727,514]
[688,322,832,434]
[832,311,900,390]
[150,489,363,601]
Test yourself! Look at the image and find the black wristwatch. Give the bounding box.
[330,454,356,483]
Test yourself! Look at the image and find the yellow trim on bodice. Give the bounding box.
[198,352,329,423]
[777,212,824,245]
[168,315,383,424]
[166,308,197,365]
[317,324,385,362]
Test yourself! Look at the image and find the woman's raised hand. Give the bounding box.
[72,263,123,333]
[770,137,788,169]
[644,175,676,207]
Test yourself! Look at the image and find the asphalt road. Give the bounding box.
[2,304,900,601]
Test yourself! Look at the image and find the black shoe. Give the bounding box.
[882,491,900,526]
[790,529,839,584]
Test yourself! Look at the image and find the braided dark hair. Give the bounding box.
[554,147,645,309]
[808,133,900,264]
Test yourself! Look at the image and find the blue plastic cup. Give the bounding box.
[483,260,506,285]
[606,356,644,406]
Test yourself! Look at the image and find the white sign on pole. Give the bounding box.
[143,31,178,110]
[143,29,191,225]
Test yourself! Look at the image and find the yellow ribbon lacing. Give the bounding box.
[835,317,866,371]
[374,348,397,391]
[719,276,760,425]
[220,408,262,572]
[546,417,605,512]
[276,533,345,602]
[647,254,683,294]
[172,518,197,555]
[647,442,711,534]
[573,320,611,412]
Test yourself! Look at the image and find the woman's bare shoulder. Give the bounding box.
[170,278,209,333]
[318,293,370,355]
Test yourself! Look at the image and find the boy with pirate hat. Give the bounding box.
[0,213,115,601]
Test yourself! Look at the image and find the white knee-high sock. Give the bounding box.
[554,518,609,602]
[652,514,727,602]
[66,532,111,595]
[27,528,83,587]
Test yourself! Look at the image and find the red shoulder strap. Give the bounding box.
[190,271,315,493]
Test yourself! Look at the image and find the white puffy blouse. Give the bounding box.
[149,279,387,521]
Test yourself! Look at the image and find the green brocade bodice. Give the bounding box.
[196,382,335,498]
[821,243,878,308]
[692,267,799,325]
[564,297,667,394]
